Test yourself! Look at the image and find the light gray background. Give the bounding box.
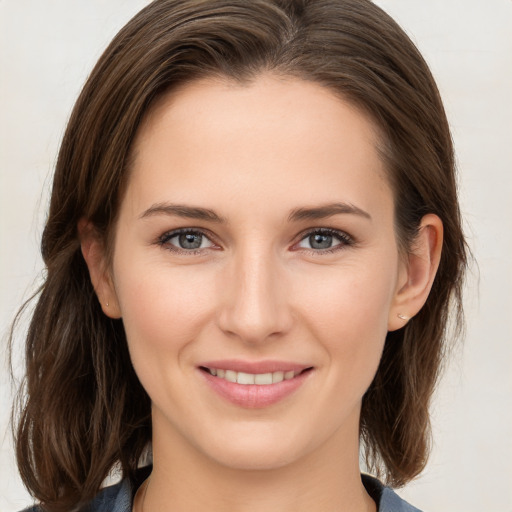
[1,1,511,511]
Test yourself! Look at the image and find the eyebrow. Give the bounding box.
[139,203,226,223]
[288,203,372,222]
[139,201,371,223]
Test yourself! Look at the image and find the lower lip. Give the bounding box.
[200,369,312,408]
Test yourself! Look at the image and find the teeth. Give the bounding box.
[254,373,272,385]
[272,371,284,384]
[225,370,237,383]
[207,367,300,385]
[237,372,255,384]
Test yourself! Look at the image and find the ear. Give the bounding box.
[78,218,122,319]
[388,213,443,331]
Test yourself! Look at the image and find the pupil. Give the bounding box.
[310,233,332,249]
[179,233,202,249]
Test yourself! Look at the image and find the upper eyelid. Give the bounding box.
[159,227,215,241]
[159,227,350,238]
[295,227,353,241]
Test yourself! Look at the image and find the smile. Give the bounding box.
[201,367,302,385]
[199,362,313,408]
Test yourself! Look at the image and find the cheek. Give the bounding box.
[294,261,396,385]
[296,258,396,332]
[112,257,217,364]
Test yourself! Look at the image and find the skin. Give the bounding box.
[82,75,442,512]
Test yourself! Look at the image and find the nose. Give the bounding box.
[217,248,293,344]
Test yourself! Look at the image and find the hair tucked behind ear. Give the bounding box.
[11,1,467,509]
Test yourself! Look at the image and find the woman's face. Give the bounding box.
[108,75,408,470]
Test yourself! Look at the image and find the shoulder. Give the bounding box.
[362,474,423,512]
[19,477,133,512]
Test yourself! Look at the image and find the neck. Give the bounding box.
[143,412,375,512]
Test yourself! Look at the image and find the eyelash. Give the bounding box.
[156,227,355,255]
[294,228,355,254]
[156,228,218,255]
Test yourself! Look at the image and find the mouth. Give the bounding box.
[199,366,312,385]
[198,362,314,408]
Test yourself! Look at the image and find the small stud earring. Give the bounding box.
[106,301,109,307]
[397,313,409,320]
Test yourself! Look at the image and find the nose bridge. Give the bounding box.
[218,244,291,343]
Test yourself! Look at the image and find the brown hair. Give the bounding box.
[12,0,467,510]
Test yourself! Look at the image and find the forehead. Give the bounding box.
[126,75,391,219]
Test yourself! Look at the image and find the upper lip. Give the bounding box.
[199,359,312,374]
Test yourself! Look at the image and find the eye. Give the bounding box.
[295,229,353,252]
[158,229,216,252]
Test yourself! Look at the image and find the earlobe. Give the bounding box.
[388,214,443,331]
[78,218,122,319]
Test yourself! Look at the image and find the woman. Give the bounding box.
[13,1,467,511]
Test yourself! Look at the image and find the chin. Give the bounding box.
[197,424,315,472]
[208,445,300,472]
